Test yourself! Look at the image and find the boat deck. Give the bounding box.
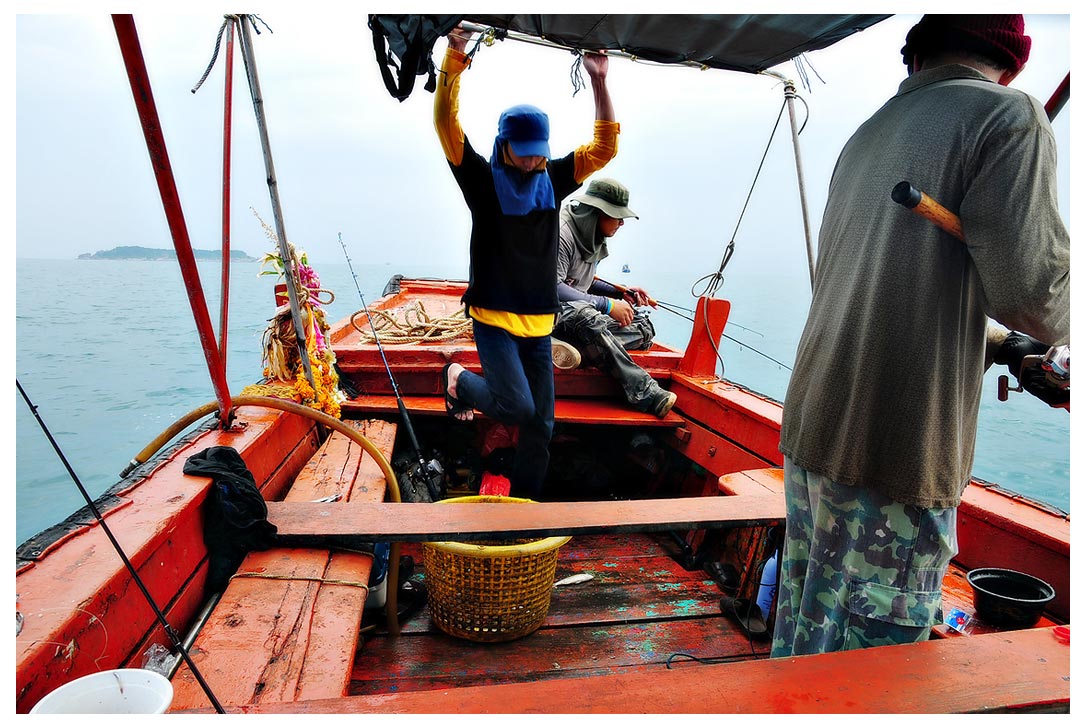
[351,532,766,696]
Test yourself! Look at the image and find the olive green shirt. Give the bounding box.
[779,64,1070,509]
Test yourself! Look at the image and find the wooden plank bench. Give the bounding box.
[169,419,397,710]
[342,394,684,427]
[266,493,785,542]
[203,626,1070,714]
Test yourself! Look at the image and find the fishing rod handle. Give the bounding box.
[593,275,657,306]
[891,181,964,242]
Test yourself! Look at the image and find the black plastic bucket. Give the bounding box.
[966,567,1055,629]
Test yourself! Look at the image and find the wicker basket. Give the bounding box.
[422,495,571,642]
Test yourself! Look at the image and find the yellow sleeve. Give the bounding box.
[573,120,620,183]
[434,48,470,166]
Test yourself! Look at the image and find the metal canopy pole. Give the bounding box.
[783,81,816,289]
[234,15,317,391]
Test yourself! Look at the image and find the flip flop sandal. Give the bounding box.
[720,595,770,641]
[441,363,473,420]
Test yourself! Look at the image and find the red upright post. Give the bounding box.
[678,297,731,377]
[112,15,233,420]
[219,18,236,360]
[1045,72,1070,122]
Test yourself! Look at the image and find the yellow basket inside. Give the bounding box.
[421,495,571,642]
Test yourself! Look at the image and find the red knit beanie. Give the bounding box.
[901,15,1031,74]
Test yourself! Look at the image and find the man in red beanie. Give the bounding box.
[774,15,1069,656]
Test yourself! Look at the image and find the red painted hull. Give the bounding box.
[16,278,1070,714]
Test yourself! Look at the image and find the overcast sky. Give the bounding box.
[13,7,1072,292]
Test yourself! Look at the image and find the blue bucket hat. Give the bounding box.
[498,104,551,158]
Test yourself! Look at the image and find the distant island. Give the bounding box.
[78,246,257,261]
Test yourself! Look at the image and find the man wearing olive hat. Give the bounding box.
[551,177,677,418]
[774,15,1069,657]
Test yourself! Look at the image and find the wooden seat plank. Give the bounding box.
[226,626,1069,714]
[170,420,396,710]
[267,493,784,542]
[342,395,684,426]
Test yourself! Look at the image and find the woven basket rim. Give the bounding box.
[423,494,571,557]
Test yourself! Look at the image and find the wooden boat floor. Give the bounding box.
[350,533,766,695]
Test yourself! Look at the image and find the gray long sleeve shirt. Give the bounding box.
[556,213,620,310]
[779,64,1070,509]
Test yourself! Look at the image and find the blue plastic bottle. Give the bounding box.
[756,551,778,620]
[366,542,391,608]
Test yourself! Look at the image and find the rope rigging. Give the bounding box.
[351,301,472,344]
[191,14,272,94]
[691,94,790,301]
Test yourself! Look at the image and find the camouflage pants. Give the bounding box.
[770,455,957,657]
[552,301,667,413]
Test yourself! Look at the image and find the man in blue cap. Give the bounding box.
[434,25,620,500]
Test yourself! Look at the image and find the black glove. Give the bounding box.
[993,331,1050,376]
[995,332,1070,408]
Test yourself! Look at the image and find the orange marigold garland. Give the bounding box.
[243,240,345,419]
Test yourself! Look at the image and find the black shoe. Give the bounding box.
[395,578,427,623]
[705,561,739,594]
[720,596,769,640]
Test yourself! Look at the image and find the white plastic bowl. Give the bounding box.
[30,668,173,714]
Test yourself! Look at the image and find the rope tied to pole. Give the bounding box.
[191,15,273,94]
[569,51,586,96]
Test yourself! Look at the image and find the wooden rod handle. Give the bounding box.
[891,181,964,242]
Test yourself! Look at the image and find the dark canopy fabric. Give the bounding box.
[460,14,891,74]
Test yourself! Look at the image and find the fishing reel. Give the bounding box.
[997,344,1070,410]
[400,456,445,503]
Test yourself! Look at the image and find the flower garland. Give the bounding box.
[289,304,345,419]
[243,211,346,418]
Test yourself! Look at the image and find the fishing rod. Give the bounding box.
[594,275,761,334]
[337,233,443,501]
[891,182,1070,410]
[593,276,788,370]
[16,379,226,714]
[651,300,764,338]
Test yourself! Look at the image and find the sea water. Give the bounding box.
[14,258,1071,547]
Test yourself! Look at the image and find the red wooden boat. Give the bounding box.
[16,14,1069,714]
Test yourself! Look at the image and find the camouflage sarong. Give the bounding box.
[771,455,957,657]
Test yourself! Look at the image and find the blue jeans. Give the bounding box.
[454,320,555,499]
